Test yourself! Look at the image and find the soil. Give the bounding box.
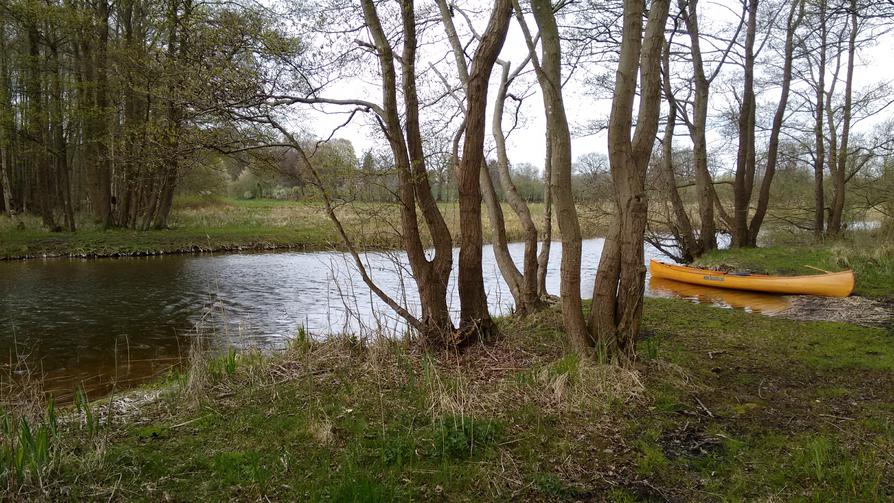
[777,295,894,327]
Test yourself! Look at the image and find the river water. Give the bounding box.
[0,238,788,400]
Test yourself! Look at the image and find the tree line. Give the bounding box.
[0,0,288,230]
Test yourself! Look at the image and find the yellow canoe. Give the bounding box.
[649,260,855,297]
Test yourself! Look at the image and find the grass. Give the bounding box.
[1,196,608,260]
[2,297,892,500]
[694,232,894,299]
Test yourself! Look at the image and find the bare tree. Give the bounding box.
[455,0,513,338]
[436,0,544,317]
[731,0,758,247]
[529,0,592,353]
[656,27,701,262]
[363,0,457,342]
[747,0,805,246]
[678,0,744,252]
[591,0,669,362]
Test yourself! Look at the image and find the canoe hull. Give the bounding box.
[649,260,855,297]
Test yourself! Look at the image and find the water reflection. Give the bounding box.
[1,238,783,399]
[649,276,790,314]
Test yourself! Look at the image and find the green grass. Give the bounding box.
[3,298,893,500]
[0,196,574,260]
[695,239,894,299]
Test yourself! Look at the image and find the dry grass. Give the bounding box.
[779,295,893,327]
[3,298,893,500]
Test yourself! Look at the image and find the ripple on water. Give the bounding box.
[0,238,787,399]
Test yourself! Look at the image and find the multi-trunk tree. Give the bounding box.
[527,0,669,361]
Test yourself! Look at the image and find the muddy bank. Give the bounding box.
[777,295,893,327]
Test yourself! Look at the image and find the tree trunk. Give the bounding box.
[90,0,112,227]
[732,0,757,248]
[0,23,15,222]
[359,0,455,343]
[827,0,856,237]
[508,2,553,300]
[401,0,455,338]
[660,34,701,262]
[537,126,553,298]
[456,0,512,338]
[749,0,803,246]
[813,0,828,241]
[25,22,56,229]
[49,39,75,231]
[492,61,541,313]
[682,0,717,251]
[480,160,525,307]
[444,0,542,316]
[592,0,669,363]
[530,0,592,353]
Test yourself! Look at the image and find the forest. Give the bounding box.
[1,0,893,500]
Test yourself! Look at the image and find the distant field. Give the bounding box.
[0,196,610,260]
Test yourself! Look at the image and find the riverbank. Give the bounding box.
[3,297,891,500]
[0,197,606,261]
[694,237,894,300]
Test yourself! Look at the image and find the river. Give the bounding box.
[0,238,788,400]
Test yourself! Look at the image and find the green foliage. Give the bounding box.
[206,347,248,378]
[641,334,661,361]
[635,430,669,476]
[431,416,502,460]
[0,399,57,487]
[74,387,100,438]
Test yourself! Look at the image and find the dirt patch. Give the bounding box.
[776,295,893,327]
[659,421,724,459]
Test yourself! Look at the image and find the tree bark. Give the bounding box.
[537,125,553,298]
[813,0,828,241]
[530,0,592,354]
[592,0,669,362]
[438,0,541,316]
[660,33,701,262]
[399,0,455,339]
[0,22,16,222]
[827,0,857,237]
[748,0,804,246]
[359,0,456,343]
[91,0,113,227]
[480,159,525,306]
[492,60,541,314]
[48,35,75,231]
[25,20,56,229]
[510,2,553,300]
[456,0,512,338]
[732,0,758,248]
[682,0,717,251]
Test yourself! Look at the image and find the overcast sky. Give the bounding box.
[295,1,894,173]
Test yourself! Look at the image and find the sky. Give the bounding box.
[296,1,894,173]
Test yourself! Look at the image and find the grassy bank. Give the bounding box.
[3,298,892,500]
[694,238,894,300]
[0,197,608,260]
